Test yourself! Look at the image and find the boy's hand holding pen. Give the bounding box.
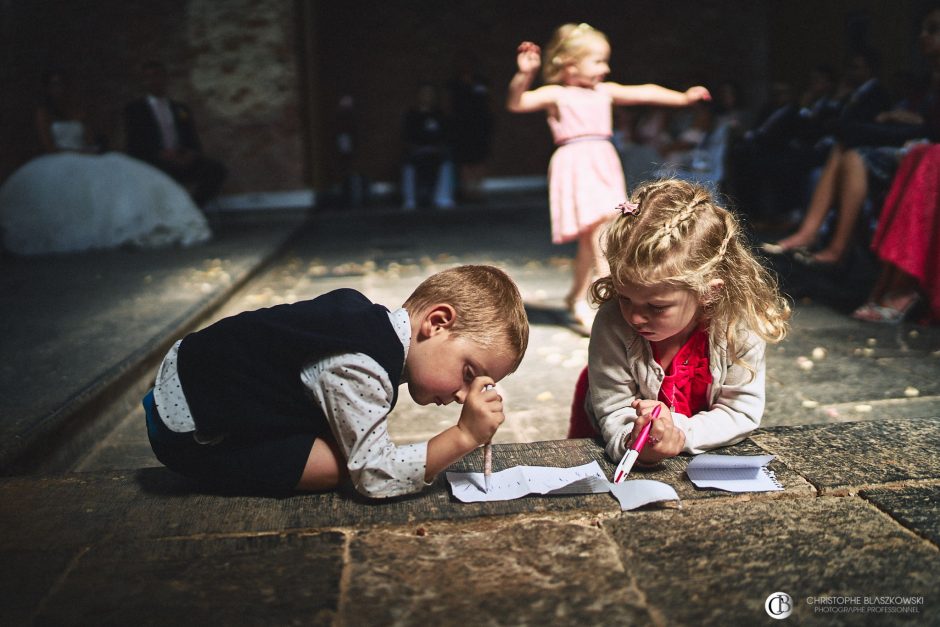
[456,379,503,492]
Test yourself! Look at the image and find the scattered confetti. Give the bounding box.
[801,400,819,409]
[536,391,554,402]
[862,347,875,357]
[825,408,841,418]
[908,329,919,339]
[796,356,814,371]
[904,387,920,397]
[811,347,827,360]
[866,338,877,347]
[854,404,872,413]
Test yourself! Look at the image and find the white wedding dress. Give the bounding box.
[0,120,211,255]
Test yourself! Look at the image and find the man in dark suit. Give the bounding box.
[124,60,227,206]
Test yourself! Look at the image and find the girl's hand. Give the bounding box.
[629,399,685,463]
[516,41,541,75]
[684,86,711,104]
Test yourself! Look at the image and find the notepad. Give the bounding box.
[686,454,783,492]
[446,460,681,510]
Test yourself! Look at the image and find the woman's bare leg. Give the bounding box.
[813,149,867,263]
[776,145,845,250]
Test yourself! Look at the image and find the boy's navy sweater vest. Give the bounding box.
[177,289,404,437]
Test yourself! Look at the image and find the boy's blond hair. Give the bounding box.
[542,22,608,84]
[591,179,790,377]
[404,265,529,372]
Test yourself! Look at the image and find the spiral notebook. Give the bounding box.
[685,454,783,492]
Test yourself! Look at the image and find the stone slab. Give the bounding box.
[0,437,810,558]
[16,532,345,627]
[605,496,940,625]
[751,417,940,493]
[343,517,651,626]
[0,220,303,472]
[862,485,940,547]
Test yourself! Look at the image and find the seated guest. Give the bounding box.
[763,12,940,266]
[852,143,940,323]
[124,60,227,207]
[1,68,210,255]
[400,83,456,211]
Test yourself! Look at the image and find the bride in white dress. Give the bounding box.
[0,70,211,255]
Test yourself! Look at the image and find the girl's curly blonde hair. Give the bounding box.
[542,22,608,84]
[591,179,790,377]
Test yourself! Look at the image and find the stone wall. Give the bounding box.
[0,0,304,194]
[311,0,772,185]
[1,0,927,196]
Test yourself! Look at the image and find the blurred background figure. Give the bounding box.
[400,83,456,211]
[448,50,494,203]
[34,68,99,154]
[612,106,663,189]
[124,60,227,208]
[335,94,366,208]
[0,68,210,255]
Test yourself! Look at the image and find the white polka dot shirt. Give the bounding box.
[153,308,427,498]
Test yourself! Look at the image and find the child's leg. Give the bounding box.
[144,393,322,493]
[567,366,598,439]
[296,436,347,491]
[566,220,609,306]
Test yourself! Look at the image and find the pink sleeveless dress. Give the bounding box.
[546,84,627,243]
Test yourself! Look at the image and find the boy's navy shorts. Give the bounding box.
[143,389,316,493]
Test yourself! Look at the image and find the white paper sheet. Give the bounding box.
[446,460,681,510]
[446,461,609,503]
[686,454,783,492]
[608,480,680,510]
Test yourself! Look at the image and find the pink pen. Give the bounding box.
[612,404,662,483]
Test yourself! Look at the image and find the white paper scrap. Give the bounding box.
[608,480,680,511]
[446,460,610,503]
[686,454,783,492]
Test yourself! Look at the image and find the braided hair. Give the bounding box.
[591,179,790,377]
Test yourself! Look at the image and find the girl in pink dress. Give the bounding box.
[507,23,711,329]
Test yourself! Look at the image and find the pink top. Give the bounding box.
[652,326,712,417]
[547,84,614,145]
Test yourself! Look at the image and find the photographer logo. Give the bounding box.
[765,592,793,619]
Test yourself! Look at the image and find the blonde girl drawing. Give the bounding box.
[569,179,791,466]
[507,22,711,329]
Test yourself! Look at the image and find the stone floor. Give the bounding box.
[2,199,939,625]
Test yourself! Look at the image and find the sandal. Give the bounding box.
[760,240,811,256]
[792,248,843,269]
[851,293,921,324]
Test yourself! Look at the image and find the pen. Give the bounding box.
[612,404,661,483]
[482,384,495,492]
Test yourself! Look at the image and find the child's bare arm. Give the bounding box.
[425,377,503,480]
[507,41,559,112]
[605,82,711,107]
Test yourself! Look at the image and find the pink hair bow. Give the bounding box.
[617,201,639,215]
